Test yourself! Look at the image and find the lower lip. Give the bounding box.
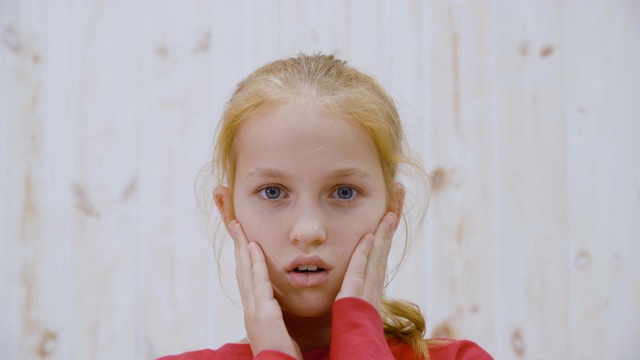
[287,270,330,287]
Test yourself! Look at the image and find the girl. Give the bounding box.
[161,54,492,360]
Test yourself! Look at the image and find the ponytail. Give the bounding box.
[381,298,429,359]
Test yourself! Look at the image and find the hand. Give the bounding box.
[336,212,398,311]
[230,220,302,359]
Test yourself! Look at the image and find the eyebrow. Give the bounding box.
[244,167,372,181]
[324,167,372,180]
[245,168,294,181]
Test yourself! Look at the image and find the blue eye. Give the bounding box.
[259,186,283,200]
[333,186,357,200]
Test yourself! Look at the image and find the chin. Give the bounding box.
[279,296,334,319]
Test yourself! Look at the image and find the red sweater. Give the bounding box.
[159,298,492,360]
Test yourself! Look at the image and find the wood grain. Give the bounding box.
[1,1,638,359]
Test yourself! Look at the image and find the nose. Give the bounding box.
[289,199,326,247]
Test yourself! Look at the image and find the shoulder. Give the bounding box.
[156,343,252,360]
[387,338,493,360]
[156,349,218,360]
[427,338,493,360]
[388,338,492,360]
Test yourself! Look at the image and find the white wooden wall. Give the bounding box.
[1,1,638,359]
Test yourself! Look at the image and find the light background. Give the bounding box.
[1,0,639,359]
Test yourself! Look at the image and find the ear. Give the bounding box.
[388,182,405,225]
[213,185,235,232]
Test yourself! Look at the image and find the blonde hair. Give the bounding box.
[212,53,433,359]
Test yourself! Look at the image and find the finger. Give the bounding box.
[247,242,276,302]
[336,234,375,300]
[362,212,397,301]
[368,212,397,272]
[230,221,254,308]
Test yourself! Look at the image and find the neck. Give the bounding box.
[282,310,332,351]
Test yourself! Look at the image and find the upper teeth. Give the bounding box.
[296,265,319,271]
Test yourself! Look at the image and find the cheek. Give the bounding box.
[330,207,386,254]
[234,208,284,276]
[233,200,285,251]
[234,193,387,258]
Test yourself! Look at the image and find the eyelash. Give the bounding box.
[330,185,360,202]
[256,185,288,201]
[255,185,362,203]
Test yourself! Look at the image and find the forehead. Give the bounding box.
[234,103,382,178]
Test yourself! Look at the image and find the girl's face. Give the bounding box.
[230,102,389,318]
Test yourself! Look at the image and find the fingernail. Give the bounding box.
[247,242,259,259]
[386,213,397,227]
[229,220,238,234]
[367,234,376,245]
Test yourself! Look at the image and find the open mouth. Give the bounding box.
[288,264,330,287]
[292,265,326,273]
